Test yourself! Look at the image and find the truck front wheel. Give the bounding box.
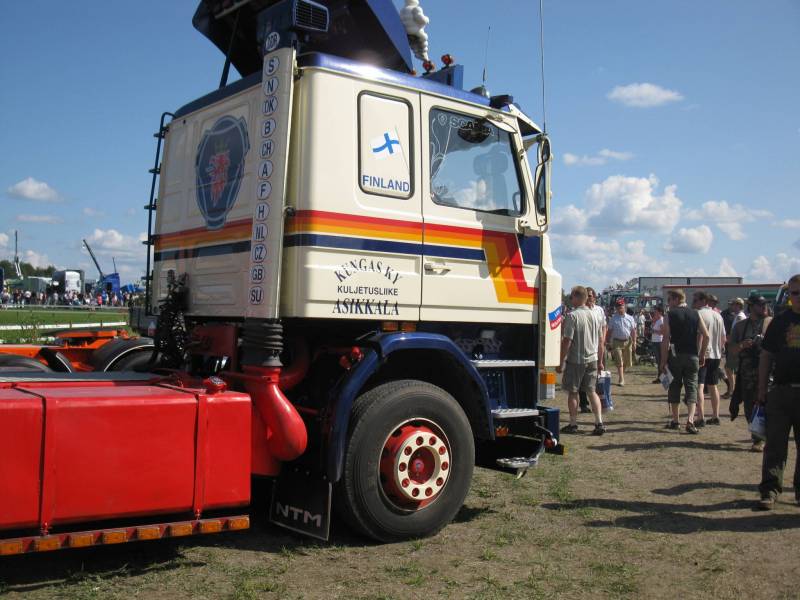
[335,380,474,542]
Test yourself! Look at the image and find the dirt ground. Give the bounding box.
[2,365,799,599]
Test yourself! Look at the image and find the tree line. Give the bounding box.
[0,259,56,278]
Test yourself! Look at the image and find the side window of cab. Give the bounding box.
[429,108,524,216]
[358,93,413,199]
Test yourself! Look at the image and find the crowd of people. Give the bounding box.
[0,288,141,308]
[557,275,800,510]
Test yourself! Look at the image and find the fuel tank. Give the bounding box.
[0,374,251,532]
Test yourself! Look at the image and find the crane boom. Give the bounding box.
[82,239,105,279]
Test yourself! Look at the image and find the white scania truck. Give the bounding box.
[146,0,564,541]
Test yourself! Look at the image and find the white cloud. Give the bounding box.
[84,228,147,262]
[748,256,776,280]
[748,253,800,281]
[584,174,682,233]
[607,83,684,108]
[665,225,713,254]
[17,214,62,224]
[718,257,739,277]
[554,235,669,288]
[774,219,800,229]
[0,233,8,249]
[551,204,589,233]
[562,148,634,167]
[23,249,52,269]
[552,234,620,259]
[685,200,772,240]
[553,175,682,238]
[717,222,745,241]
[6,177,62,202]
[82,207,105,217]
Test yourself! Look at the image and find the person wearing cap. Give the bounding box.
[721,297,747,399]
[729,294,772,451]
[606,298,636,386]
[756,273,800,509]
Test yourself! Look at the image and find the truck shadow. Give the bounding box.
[541,497,800,534]
[0,501,491,591]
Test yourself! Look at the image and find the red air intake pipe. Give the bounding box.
[241,365,307,462]
[278,337,309,392]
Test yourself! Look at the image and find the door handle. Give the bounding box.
[424,261,451,274]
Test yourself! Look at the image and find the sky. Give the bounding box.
[1,0,798,290]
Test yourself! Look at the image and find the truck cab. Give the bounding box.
[0,0,563,554]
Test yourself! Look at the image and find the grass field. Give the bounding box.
[0,366,798,599]
[0,308,129,343]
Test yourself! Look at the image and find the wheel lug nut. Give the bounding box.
[404,447,412,456]
[402,478,410,488]
[412,488,419,497]
[429,436,437,445]
[399,463,407,472]
[438,447,446,455]
[436,477,444,486]
[442,462,449,470]
[425,487,432,496]
[416,436,423,446]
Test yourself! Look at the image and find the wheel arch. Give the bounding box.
[91,337,154,371]
[326,332,492,483]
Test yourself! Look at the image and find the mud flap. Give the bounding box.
[269,465,331,540]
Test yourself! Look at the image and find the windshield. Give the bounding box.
[429,109,524,216]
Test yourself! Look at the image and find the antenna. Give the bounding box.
[481,26,491,87]
[538,0,548,133]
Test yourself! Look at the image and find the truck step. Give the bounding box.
[491,408,539,419]
[496,456,541,470]
[471,359,536,368]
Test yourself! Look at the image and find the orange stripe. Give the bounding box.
[154,219,252,251]
[154,210,537,305]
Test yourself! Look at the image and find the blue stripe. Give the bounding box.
[518,235,541,266]
[424,244,484,261]
[284,233,486,262]
[285,233,422,256]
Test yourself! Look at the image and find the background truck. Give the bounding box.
[661,282,783,308]
[51,269,84,297]
[0,0,561,554]
[637,276,742,299]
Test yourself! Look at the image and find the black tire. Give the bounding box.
[0,355,52,372]
[335,379,474,542]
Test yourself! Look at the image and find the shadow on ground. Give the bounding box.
[541,497,800,534]
[587,440,750,453]
[0,499,492,593]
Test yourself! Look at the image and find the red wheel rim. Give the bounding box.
[379,419,451,510]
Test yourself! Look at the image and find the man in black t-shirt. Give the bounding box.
[756,274,800,509]
[659,289,710,434]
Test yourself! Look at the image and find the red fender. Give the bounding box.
[242,366,308,461]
